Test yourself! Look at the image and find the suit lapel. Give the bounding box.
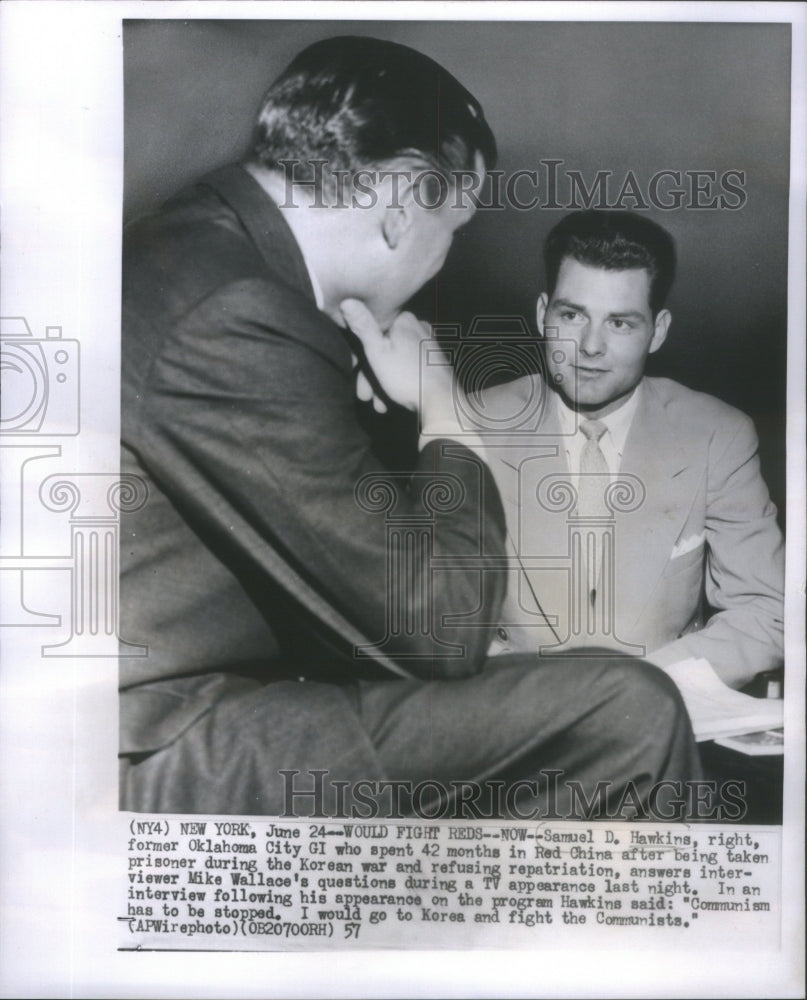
[498,378,703,646]
[492,385,574,642]
[614,379,700,629]
[488,378,568,554]
[513,396,570,561]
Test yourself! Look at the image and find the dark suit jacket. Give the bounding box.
[120,165,506,754]
[481,374,784,686]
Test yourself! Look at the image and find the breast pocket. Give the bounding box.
[662,542,705,579]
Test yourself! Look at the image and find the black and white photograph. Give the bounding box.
[118,17,790,825]
[1,2,804,997]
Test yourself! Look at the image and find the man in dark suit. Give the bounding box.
[119,37,701,819]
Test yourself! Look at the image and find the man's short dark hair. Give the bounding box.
[544,211,677,315]
[252,35,497,191]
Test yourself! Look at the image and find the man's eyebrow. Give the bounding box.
[549,299,647,320]
[606,310,646,320]
[550,297,587,312]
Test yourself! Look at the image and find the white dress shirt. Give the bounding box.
[554,384,642,483]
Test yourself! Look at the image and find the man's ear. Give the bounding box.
[381,204,412,250]
[536,293,549,335]
[381,172,418,250]
[379,161,424,249]
[649,309,671,353]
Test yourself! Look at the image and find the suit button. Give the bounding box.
[497,627,509,642]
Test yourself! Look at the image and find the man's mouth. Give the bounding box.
[573,364,609,377]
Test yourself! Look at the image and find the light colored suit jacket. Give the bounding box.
[481,375,784,687]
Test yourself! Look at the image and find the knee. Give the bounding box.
[602,658,688,728]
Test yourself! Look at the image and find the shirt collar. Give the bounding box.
[199,164,316,302]
[299,250,326,311]
[554,382,642,457]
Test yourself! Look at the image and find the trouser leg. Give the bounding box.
[121,654,702,818]
[120,677,385,815]
[358,653,703,819]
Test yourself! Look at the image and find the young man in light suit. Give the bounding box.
[483,211,784,690]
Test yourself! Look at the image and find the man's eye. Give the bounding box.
[560,310,579,322]
[610,319,632,331]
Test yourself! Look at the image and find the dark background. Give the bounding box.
[124,19,790,521]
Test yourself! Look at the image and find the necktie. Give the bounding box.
[577,418,609,516]
[575,418,609,621]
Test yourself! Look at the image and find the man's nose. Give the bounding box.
[579,322,606,356]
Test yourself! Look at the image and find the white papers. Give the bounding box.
[663,658,785,743]
[714,729,785,755]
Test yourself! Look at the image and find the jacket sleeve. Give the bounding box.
[648,411,785,688]
[125,278,507,681]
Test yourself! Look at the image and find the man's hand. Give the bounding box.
[341,299,454,421]
[351,352,388,414]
